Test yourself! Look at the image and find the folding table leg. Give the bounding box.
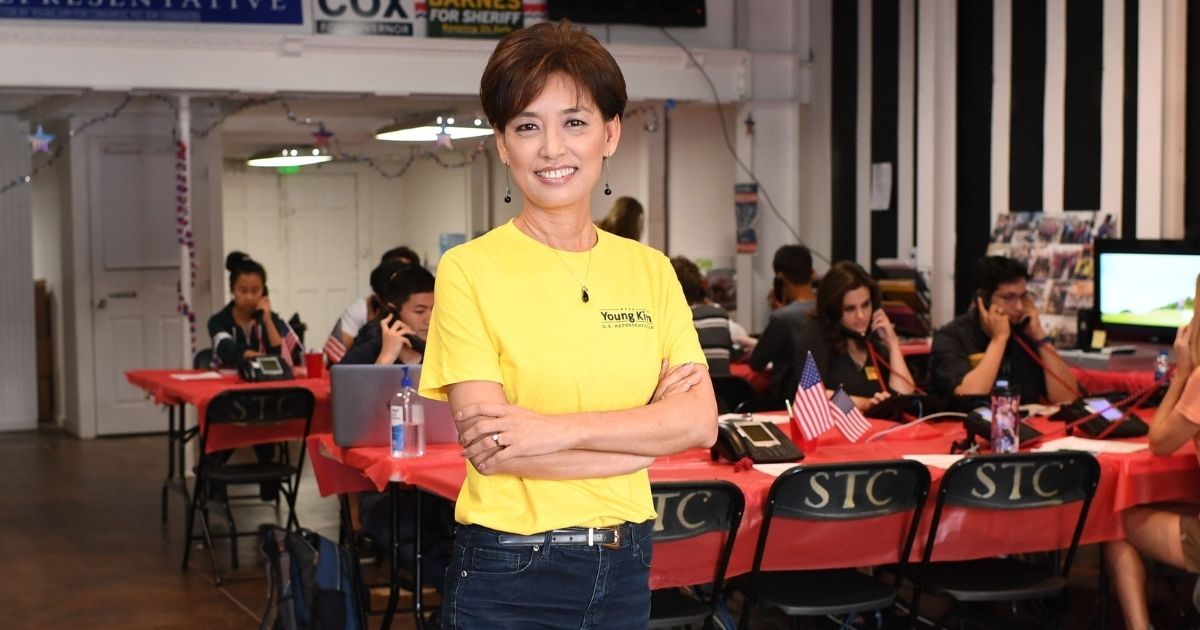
[413,490,425,630]
[161,404,176,524]
[381,482,400,630]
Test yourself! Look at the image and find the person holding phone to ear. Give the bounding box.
[207,251,303,369]
[795,261,917,411]
[929,255,1078,404]
[340,262,434,366]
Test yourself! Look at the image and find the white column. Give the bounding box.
[0,116,37,431]
[1043,0,1067,213]
[917,0,957,327]
[1160,0,1187,237]
[991,0,1013,221]
[1136,0,1165,238]
[1099,0,1125,220]
[897,0,916,259]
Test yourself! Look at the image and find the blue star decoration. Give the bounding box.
[433,129,454,151]
[28,125,54,154]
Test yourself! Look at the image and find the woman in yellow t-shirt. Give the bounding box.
[1105,273,1200,629]
[420,20,718,630]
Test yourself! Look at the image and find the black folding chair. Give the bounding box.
[712,375,755,414]
[910,451,1101,628]
[192,348,213,369]
[648,481,745,629]
[181,387,315,585]
[733,460,931,629]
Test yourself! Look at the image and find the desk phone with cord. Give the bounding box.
[713,415,804,464]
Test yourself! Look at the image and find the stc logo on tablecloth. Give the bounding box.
[599,309,654,331]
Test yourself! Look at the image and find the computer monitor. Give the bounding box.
[1094,239,1200,342]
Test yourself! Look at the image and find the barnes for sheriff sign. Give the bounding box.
[427,0,520,39]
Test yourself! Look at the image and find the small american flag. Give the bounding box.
[323,321,346,365]
[829,387,872,442]
[793,352,834,440]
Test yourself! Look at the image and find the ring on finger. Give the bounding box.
[491,432,500,447]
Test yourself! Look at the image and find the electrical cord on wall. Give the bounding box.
[658,27,832,266]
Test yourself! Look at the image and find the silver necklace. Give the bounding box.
[519,216,594,304]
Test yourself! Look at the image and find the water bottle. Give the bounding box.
[990,379,1020,454]
[1155,350,1171,385]
[389,366,425,458]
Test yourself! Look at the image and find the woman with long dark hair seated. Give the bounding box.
[795,261,917,411]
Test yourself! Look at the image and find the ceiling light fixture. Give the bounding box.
[375,115,494,142]
[246,146,333,168]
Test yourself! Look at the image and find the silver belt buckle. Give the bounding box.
[596,526,620,550]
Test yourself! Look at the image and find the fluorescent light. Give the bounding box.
[375,125,495,142]
[246,146,333,168]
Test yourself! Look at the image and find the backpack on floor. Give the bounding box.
[260,526,364,630]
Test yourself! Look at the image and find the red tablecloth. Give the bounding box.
[126,369,332,452]
[1071,366,1156,395]
[307,415,1200,590]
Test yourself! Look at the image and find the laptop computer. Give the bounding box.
[331,364,459,448]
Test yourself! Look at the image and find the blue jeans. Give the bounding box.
[441,520,653,629]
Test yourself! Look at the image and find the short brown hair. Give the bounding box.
[480,20,628,131]
[670,256,706,305]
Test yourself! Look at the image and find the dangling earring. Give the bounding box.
[503,165,512,204]
[603,155,612,196]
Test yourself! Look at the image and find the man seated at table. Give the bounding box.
[929,256,1079,404]
[748,244,817,398]
[342,263,434,365]
[323,245,420,364]
[339,265,452,591]
[671,256,754,375]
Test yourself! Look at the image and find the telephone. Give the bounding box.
[381,305,427,354]
[864,394,924,421]
[1050,392,1148,438]
[253,284,271,321]
[237,354,294,383]
[712,415,804,464]
[965,406,1044,444]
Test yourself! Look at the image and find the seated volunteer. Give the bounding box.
[206,251,303,499]
[748,244,817,398]
[338,263,452,593]
[341,263,434,366]
[929,256,1079,404]
[323,245,420,364]
[596,195,644,241]
[208,251,303,368]
[670,255,749,375]
[795,261,917,411]
[1105,278,1200,629]
[420,21,716,629]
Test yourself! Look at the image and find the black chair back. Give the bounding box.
[753,460,931,581]
[200,387,317,458]
[193,348,213,369]
[650,481,745,598]
[712,375,755,414]
[920,451,1100,575]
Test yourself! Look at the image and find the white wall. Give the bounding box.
[665,104,739,266]
[0,115,37,432]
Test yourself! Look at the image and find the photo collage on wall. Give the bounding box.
[986,211,1119,348]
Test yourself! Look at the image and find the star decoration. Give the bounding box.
[312,125,334,149]
[28,125,54,153]
[433,129,454,151]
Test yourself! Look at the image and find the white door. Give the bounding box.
[90,138,187,435]
[282,174,358,346]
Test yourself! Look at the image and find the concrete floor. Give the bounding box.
[0,427,1191,629]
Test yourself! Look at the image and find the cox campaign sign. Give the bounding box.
[314,0,418,36]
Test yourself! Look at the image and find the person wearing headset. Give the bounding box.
[794,261,917,411]
[929,255,1079,404]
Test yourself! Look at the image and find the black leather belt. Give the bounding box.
[497,525,623,549]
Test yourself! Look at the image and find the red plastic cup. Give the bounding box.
[304,352,325,379]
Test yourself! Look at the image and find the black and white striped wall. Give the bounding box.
[814,0,1196,322]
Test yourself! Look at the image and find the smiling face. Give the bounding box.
[494,73,621,215]
[840,286,873,337]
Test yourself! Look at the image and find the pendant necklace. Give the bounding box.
[519,216,594,304]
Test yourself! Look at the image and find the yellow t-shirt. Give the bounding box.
[420,220,706,535]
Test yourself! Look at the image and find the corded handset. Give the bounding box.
[253,284,271,321]
[977,290,1031,331]
[712,415,804,464]
[237,354,293,382]
[381,305,427,354]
